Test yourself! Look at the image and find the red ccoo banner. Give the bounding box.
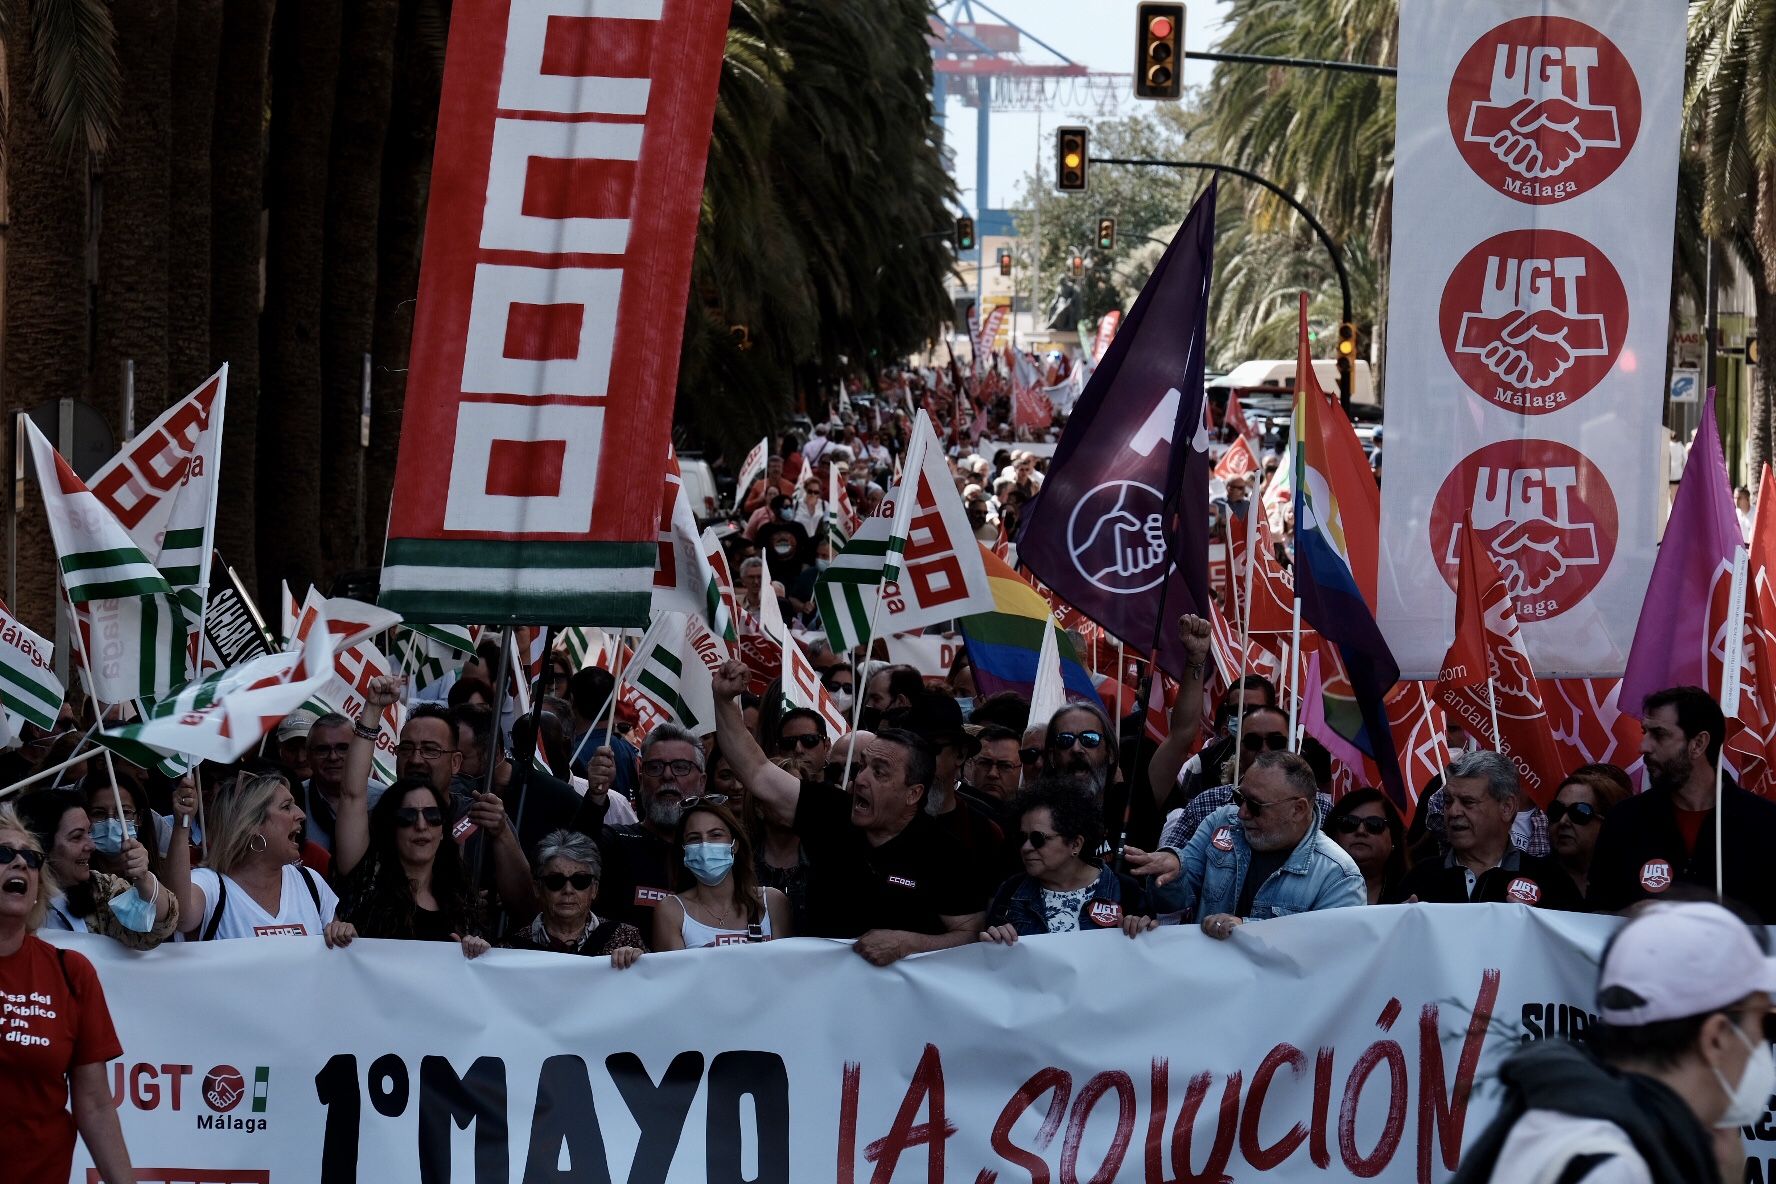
[380,0,731,625]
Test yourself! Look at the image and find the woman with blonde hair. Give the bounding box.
[0,803,136,1182]
[166,770,355,945]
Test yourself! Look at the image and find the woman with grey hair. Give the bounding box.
[501,829,644,965]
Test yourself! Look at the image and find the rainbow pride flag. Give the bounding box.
[960,546,1103,710]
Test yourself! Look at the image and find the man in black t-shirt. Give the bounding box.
[713,660,985,962]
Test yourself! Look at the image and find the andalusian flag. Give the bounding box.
[652,449,734,647]
[395,622,476,689]
[626,613,717,736]
[0,599,63,745]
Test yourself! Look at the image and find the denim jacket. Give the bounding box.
[1151,803,1365,920]
[986,864,1148,935]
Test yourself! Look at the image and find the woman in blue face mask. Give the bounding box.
[80,776,169,904]
[17,789,178,949]
[652,799,792,950]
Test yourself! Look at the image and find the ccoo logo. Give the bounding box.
[1429,440,1618,623]
[1446,16,1641,203]
[1439,229,1627,415]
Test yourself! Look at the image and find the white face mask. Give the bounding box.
[1711,1020,1776,1128]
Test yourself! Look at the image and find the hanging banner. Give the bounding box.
[54,907,1672,1184]
[379,0,732,626]
[1377,0,1681,676]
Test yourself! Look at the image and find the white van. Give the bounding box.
[1209,359,1376,406]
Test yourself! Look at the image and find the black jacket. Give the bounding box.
[1587,780,1776,921]
[1388,847,1583,910]
[1449,1040,1719,1184]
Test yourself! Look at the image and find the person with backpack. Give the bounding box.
[165,770,355,945]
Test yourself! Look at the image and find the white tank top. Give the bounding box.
[672,894,774,948]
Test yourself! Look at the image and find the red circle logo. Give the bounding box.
[1429,441,1618,622]
[203,1065,246,1113]
[1505,877,1542,905]
[1639,859,1673,893]
[1439,229,1628,414]
[1447,17,1641,203]
[1211,826,1236,852]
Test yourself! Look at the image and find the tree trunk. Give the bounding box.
[166,0,223,395]
[4,33,93,634]
[258,0,343,597]
[319,0,400,574]
[209,0,276,589]
[369,0,447,563]
[94,1,174,430]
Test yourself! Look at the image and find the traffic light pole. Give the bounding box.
[1093,156,1356,411]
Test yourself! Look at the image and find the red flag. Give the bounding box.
[1007,346,1053,430]
[1224,395,1257,442]
[1727,466,1776,795]
[1213,436,1260,482]
[1225,511,1296,634]
[1385,682,1445,808]
[1433,521,1568,807]
[1091,310,1121,364]
[1542,677,1643,782]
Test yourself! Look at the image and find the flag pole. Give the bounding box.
[1285,594,1303,753]
[606,628,627,740]
[1718,544,1751,898]
[1486,677,1502,752]
[471,627,514,890]
[1418,682,1451,772]
[54,582,130,827]
[1232,504,1259,769]
[839,593,889,793]
[0,740,108,800]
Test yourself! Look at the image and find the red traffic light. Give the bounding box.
[1149,15,1173,38]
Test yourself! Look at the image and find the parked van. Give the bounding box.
[1208,359,1376,407]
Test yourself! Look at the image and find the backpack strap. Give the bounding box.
[201,875,228,941]
[297,865,322,913]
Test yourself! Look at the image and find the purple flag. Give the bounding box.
[1621,389,1742,711]
[1017,179,1216,679]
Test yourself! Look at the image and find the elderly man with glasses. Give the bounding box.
[1124,751,1364,939]
[575,722,712,934]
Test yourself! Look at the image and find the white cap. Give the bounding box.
[1598,902,1776,1025]
[276,709,319,744]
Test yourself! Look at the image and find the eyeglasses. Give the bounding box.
[780,734,825,751]
[1231,789,1298,816]
[641,758,701,778]
[1332,815,1389,836]
[539,872,596,891]
[1054,730,1103,751]
[1017,830,1056,848]
[1546,800,1604,826]
[676,794,729,811]
[396,742,457,760]
[310,743,352,758]
[395,806,444,829]
[1019,747,1044,766]
[0,844,44,870]
[972,758,1020,775]
[1240,731,1289,754]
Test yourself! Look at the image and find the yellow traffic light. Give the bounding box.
[1336,322,1357,358]
[1056,127,1088,192]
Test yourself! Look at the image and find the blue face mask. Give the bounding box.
[90,817,136,856]
[682,842,735,887]
[954,696,975,719]
[106,882,157,933]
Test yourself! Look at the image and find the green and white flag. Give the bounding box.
[555,627,611,671]
[0,600,63,747]
[652,450,735,649]
[816,411,995,652]
[25,418,172,606]
[625,612,718,737]
[394,624,474,691]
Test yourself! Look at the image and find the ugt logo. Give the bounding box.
[1446,16,1641,202]
[1439,229,1627,414]
[1429,440,1618,623]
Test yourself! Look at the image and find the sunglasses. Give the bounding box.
[1333,815,1389,836]
[1231,788,1298,816]
[1017,830,1058,849]
[1054,730,1103,751]
[677,794,729,811]
[395,806,444,829]
[642,758,701,778]
[0,844,44,870]
[822,678,853,692]
[1019,747,1044,766]
[780,734,825,751]
[1546,800,1604,826]
[539,872,596,891]
[1240,731,1290,753]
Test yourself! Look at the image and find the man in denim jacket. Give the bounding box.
[1124,751,1365,939]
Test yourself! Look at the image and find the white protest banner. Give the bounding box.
[882,631,966,679]
[57,906,1654,1184]
[379,0,732,626]
[1377,0,1681,677]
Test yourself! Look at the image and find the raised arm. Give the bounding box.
[165,778,203,935]
[712,659,802,827]
[336,675,402,878]
[1147,615,1212,803]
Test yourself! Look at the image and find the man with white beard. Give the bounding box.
[577,723,707,933]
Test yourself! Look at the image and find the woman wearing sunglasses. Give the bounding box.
[503,830,643,965]
[1547,764,1632,899]
[654,799,791,950]
[1322,789,1410,906]
[980,780,1150,943]
[333,776,489,958]
[0,803,136,1184]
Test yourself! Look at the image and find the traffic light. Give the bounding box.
[955,216,975,251]
[1134,3,1186,100]
[999,249,1013,277]
[1096,217,1116,252]
[1070,255,1085,278]
[1056,127,1088,192]
[1335,321,1357,392]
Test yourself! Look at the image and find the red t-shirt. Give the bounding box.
[1675,806,1710,855]
[0,935,123,1183]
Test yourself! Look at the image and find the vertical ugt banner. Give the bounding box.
[380,0,731,625]
[1377,0,1681,677]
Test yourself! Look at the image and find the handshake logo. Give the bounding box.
[1069,480,1171,595]
[1449,18,1641,203]
[1441,229,1626,414]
